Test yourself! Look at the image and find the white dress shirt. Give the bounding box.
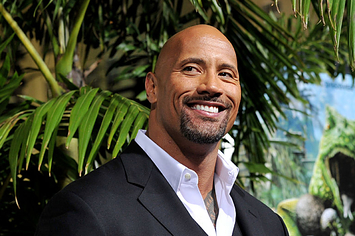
[135,130,239,236]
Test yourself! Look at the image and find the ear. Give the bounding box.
[145,72,158,104]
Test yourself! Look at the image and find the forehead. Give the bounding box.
[175,34,238,67]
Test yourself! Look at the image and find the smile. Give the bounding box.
[191,104,219,113]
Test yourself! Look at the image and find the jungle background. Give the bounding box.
[0,0,354,235]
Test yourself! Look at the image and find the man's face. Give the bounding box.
[153,31,241,145]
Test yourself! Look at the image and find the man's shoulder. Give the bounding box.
[59,141,151,198]
[58,156,125,198]
[231,184,276,215]
[231,184,289,235]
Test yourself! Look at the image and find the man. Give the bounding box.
[35,25,289,235]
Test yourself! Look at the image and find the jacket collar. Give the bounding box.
[121,141,207,235]
[231,186,266,236]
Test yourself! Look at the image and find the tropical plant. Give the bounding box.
[275,0,355,69]
[0,0,353,233]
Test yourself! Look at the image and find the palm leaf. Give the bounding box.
[8,120,27,208]
[47,126,59,174]
[37,91,76,170]
[77,90,111,176]
[2,88,150,194]
[111,105,140,158]
[348,0,355,69]
[107,98,130,149]
[0,53,10,87]
[0,112,31,150]
[8,114,34,208]
[66,87,98,148]
[0,72,24,103]
[111,100,149,158]
[25,99,57,164]
[85,94,121,173]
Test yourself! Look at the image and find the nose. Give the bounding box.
[196,72,224,97]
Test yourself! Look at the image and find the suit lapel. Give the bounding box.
[231,186,266,236]
[121,142,207,236]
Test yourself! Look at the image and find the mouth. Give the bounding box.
[190,104,223,114]
[329,151,355,197]
[328,151,355,218]
[184,96,228,115]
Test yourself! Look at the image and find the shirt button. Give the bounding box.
[184,173,191,180]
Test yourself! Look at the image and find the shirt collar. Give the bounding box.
[135,130,239,192]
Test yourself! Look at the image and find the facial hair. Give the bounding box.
[180,96,231,144]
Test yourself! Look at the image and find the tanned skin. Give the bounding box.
[145,25,241,209]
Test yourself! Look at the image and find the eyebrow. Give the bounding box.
[179,57,206,66]
[220,63,238,73]
[179,58,238,73]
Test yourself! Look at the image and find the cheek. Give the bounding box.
[226,83,241,101]
[169,80,194,101]
[227,85,241,117]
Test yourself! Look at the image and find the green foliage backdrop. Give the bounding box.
[0,0,354,233]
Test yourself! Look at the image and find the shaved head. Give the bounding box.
[155,25,237,78]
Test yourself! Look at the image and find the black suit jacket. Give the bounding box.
[35,141,289,236]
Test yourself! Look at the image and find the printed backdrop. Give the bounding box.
[269,74,355,235]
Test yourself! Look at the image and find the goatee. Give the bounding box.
[180,96,231,144]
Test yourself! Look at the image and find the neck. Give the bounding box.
[146,128,219,198]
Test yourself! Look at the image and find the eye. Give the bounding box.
[183,66,197,72]
[219,72,233,78]
[181,66,200,75]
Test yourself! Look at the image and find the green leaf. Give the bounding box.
[25,98,57,164]
[0,112,30,150]
[8,120,28,208]
[111,104,140,158]
[0,99,32,125]
[47,125,59,175]
[107,97,130,149]
[17,115,32,175]
[132,65,150,77]
[116,65,150,81]
[0,72,24,104]
[55,0,90,78]
[301,0,311,29]
[0,32,15,55]
[117,42,137,52]
[37,91,75,169]
[66,88,99,148]
[291,0,297,15]
[17,95,45,106]
[211,0,225,25]
[77,90,111,176]
[57,73,79,91]
[0,54,10,87]
[135,90,147,101]
[243,162,271,174]
[348,0,355,69]
[85,93,121,173]
[130,112,148,139]
[0,99,9,119]
[328,0,346,59]
[189,0,209,22]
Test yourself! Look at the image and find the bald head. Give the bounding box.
[155,25,237,77]
[145,24,240,153]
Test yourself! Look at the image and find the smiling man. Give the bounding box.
[35,25,289,236]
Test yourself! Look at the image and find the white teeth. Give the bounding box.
[192,105,219,113]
